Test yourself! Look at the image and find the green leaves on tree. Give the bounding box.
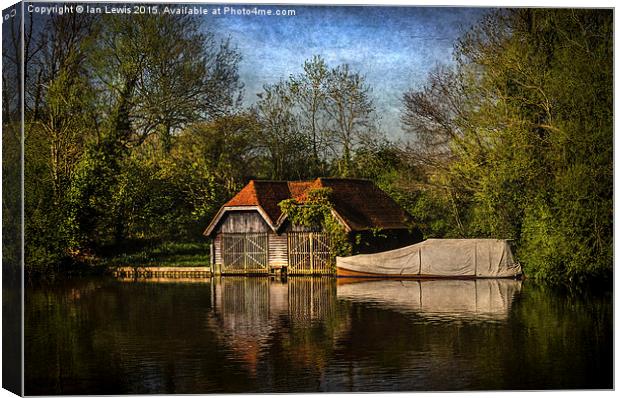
[279,188,352,260]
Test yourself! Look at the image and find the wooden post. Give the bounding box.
[209,243,214,275]
[310,232,314,274]
[243,236,247,273]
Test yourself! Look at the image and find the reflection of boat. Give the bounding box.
[337,279,522,321]
[336,239,522,278]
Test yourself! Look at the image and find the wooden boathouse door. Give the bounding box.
[287,232,332,275]
[221,233,269,274]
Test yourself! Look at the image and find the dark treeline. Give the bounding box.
[3,9,612,285]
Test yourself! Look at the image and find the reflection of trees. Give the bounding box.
[331,281,612,391]
[497,284,613,389]
[330,279,525,390]
[26,279,255,394]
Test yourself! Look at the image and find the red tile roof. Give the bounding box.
[224,180,260,207]
[213,178,412,233]
[312,178,413,231]
[223,180,293,225]
[287,181,314,199]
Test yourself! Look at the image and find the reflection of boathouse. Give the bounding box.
[209,277,339,376]
[207,277,523,385]
[211,277,337,329]
[204,178,421,275]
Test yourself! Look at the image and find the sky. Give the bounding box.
[206,4,488,138]
[3,1,488,139]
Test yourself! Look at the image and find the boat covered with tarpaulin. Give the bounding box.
[336,239,522,278]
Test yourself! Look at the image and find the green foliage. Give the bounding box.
[259,56,378,177]
[406,189,454,239]
[22,13,244,276]
[100,241,211,267]
[2,123,22,277]
[279,188,352,258]
[18,8,611,288]
[349,142,456,239]
[401,9,612,286]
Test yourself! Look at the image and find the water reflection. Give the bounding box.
[24,276,612,394]
[210,277,337,328]
[337,279,522,322]
[209,277,338,376]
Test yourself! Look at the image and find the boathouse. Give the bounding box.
[204,178,422,275]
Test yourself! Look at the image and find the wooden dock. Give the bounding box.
[115,276,212,284]
[110,266,212,278]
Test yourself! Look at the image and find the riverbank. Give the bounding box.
[99,241,210,268]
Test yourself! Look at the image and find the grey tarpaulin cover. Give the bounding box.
[336,239,522,277]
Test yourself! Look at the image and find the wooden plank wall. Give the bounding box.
[221,233,269,274]
[211,211,336,273]
[214,234,222,266]
[287,232,333,275]
[219,211,270,233]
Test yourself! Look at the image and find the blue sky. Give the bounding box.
[207,5,488,138]
[12,2,489,139]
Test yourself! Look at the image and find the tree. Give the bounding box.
[260,56,379,178]
[90,13,242,152]
[3,11,23,277]
[401,9,613,285]
[325,64,376,176]
[178,113,262,197]
[401,65,466,168]
[128,19,243,152]
[255,81,313,179]
[289,56,331,174]
[67,13,244,248]
[22,13,99,275]
[20,11,246,271]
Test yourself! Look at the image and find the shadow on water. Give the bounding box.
[25,276,612,394]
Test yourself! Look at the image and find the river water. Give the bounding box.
[24,277,612,394]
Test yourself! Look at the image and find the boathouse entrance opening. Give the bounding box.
[221,233,269,274]
[287,232,332,275]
